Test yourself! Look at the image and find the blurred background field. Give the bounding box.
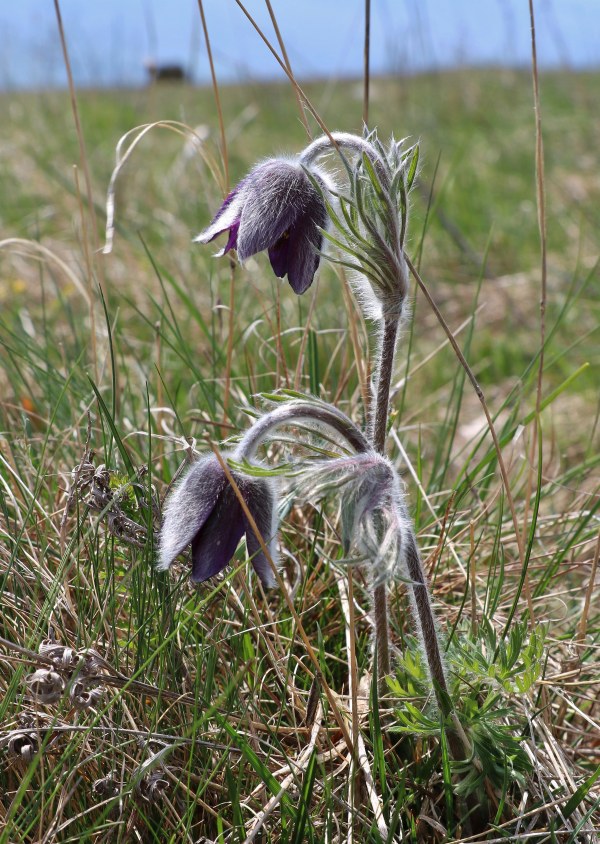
[0,2,599,840]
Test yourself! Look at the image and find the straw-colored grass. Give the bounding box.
[0,5,598,840]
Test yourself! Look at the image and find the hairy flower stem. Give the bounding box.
[371,317,464,756]
[405,539,445,682]
[370,317,399,681]
[237,401,371,462]
[405,537,485,831]
[299,132,390,188]
[371,318,399,454]
[401,502,473,762]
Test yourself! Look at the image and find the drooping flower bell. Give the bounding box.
[158,453,279,588]
[194,158,331,294]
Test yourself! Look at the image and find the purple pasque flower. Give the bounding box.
[194,158,330,295]
[157,453,278,588]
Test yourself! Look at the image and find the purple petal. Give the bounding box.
[158,455,227,571]
[267,232,291,278]
[286,239,321,294]
[243,479,279,588]
[190,489,245,582]
[221,220,240,255]
[193,183,245,245]
[286,217,325,295]
[158,451,280,588]
[236,161,308,262]
[277,177,327,294]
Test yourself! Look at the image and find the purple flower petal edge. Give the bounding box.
[157,455,227,571]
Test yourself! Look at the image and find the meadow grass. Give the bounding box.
[0,47,599,844]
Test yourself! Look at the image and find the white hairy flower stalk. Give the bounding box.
[300,130,417,680]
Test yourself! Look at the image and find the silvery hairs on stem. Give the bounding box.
[159,397,406,589]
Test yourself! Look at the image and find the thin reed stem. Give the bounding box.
[234,0,338,147]
[210,446,355,754]
[53,0,100,259]
[404,252,535,626]
[196,0,228,188]
[529,0,548,406]
[578,530,600,642]
[293,284,319,390]
[347,570,360,770]
[363,0,371,127]
[53,0,106,357]
[274,282,289,389]
[196,0,236,430]
[264,0,311,138]
[72,165,98,382]
[469,521,477,636]
[519,0,547,629]
[223,259,236,430]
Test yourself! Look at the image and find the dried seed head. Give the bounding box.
[136,770,170,803]
[25,669,64,704]
[39,641,77,670]
[7,731,39,761]
[71,459,95,489]
[92,770,120,799]
[18,713,36,729]
[69,680,104,710]
[106,509,147,547]
[77,648,104,676]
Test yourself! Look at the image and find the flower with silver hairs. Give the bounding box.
[194,158,332,294]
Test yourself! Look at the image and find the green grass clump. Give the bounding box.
[0,60,599,842]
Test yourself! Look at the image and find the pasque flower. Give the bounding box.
[158,400,372,591]
[194,158,331,294]
[158,453,278,588]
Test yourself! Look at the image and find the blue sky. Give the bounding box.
[0,0,598,90]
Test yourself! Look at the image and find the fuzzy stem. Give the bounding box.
[369,317,399,681]
[404,534,448,699]
[237,401,371,462]
[402,520,472,762]
[371,318,398,453]
[299,132,390,186]
[372,582,391,685]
